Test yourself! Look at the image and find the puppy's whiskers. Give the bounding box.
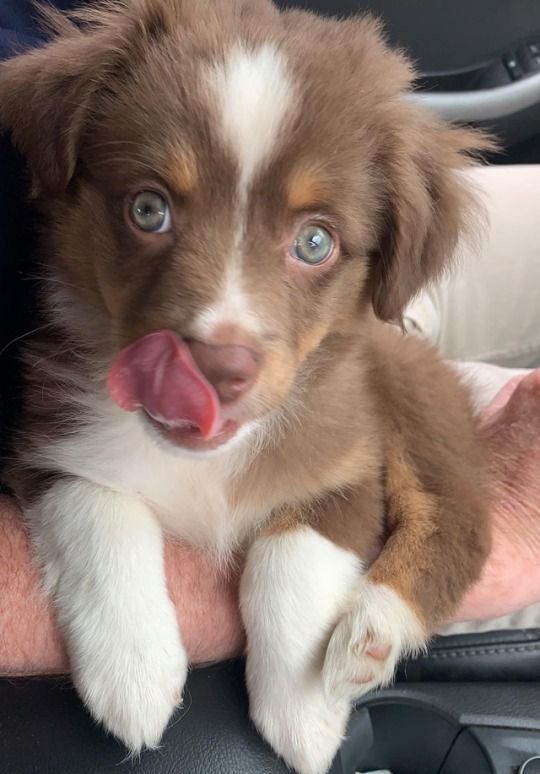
[0,322,56,359]
[25,273,87,295]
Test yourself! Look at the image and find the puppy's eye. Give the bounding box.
[130,191,171,233]
[292,223,334,265]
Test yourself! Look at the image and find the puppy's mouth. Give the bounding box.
[107,330,242,451]
[144,413,240,451]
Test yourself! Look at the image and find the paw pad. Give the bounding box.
[366,642,391,661]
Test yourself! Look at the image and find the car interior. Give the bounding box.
[1,1,539,773]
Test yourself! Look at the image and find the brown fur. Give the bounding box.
[0,0,491,642]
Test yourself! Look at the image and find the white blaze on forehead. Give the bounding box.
[207,44,295,195]
[197,45,294,341]
[191,259,263,340]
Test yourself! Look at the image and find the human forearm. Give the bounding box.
[0,495,67,674]
[4,369,540,672]
[0,495,244,676]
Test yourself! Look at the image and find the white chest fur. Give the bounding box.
[31,394,265,557]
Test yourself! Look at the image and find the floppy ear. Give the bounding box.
[0,1,175,196]
[0,9,112,195]
[370,107,494,323]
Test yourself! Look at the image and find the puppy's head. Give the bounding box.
[0,0,490,451]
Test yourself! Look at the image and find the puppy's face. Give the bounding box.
[0,0,487,451]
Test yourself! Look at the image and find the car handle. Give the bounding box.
[412,70,540,121]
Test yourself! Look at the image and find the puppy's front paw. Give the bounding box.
[31,480,187,752]
[250,683,350,774]
[70,610,187,752]
[323,582,426,704]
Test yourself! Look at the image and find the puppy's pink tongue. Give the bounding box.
[107,330,220,439]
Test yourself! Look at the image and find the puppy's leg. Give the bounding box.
[240,524,362,774]
[27,477,187,753]
[324,444,489,704]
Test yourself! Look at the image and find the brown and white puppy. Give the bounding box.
[0,1,491,772]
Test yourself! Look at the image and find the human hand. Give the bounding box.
[453,369,540,622]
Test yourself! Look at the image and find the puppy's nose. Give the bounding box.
[187,340,261,403]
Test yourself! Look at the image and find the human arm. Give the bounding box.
[2,371,540,674]
[0,494,244,675]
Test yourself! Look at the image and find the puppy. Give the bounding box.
[0,1,491,772]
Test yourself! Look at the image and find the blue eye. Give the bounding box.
[292,223,334,265]
[130,191,171,233]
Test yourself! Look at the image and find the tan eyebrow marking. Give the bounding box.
[287,165,330,211]
[168,147,198,195]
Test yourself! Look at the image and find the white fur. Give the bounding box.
[323,582,427,705]
[240,528,427,774]
[190,259,264,341]
[207,45,294,197]
[27,390,270,562]
[28,478,187,752]
[240,526,363,774]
